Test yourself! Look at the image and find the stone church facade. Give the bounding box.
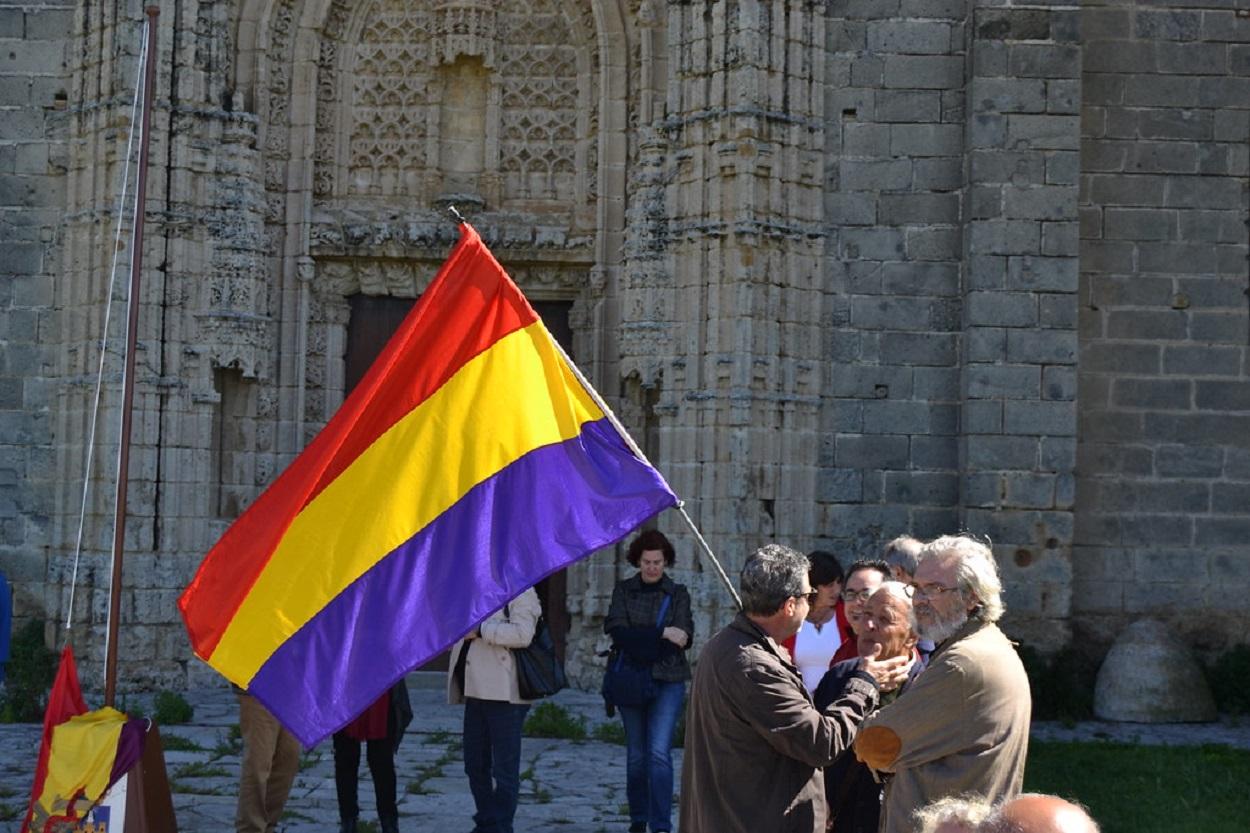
[1,0,1247,690]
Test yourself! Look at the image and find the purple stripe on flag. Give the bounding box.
[247,417,676,747]
[108,719,147,786]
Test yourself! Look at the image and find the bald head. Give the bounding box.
[988,794,1099,833]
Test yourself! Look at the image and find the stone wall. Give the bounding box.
[1075,2,1250,656]
[0,1,71,631]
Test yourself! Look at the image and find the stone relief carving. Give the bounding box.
[311,0,598,210]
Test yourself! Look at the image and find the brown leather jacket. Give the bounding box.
[679,613,880,833]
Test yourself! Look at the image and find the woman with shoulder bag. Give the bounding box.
[603,531,693,833]
[448,586,541,833]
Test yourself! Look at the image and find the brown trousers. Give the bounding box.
[235,693,302,833]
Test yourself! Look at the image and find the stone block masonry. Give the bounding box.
[1075,1,1250,658]
[0,2,69,628]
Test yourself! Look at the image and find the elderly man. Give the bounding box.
[679,545,912,833]
[815,582,925,833]
[983,794,1100,833]
[854,535,1031,833]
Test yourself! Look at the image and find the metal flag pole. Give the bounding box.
[549,341,742,611]
[444,209,742,609]
[105,5,160,708]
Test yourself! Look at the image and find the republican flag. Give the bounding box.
[178,223,677,745]
[23,647,145,833]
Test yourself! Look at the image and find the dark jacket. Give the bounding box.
[678,613,880,833]
[603,573,693,682]
[814,657,925,833]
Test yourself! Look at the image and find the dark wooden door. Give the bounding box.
[343,293,575,667]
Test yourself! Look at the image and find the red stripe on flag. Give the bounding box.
[178,225,537,660]
[22,645,87,833]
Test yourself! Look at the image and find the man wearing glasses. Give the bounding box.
[828,559,891,666]
[680,545,913,833]
[852,535,1032,833]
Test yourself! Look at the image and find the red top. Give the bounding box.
[828,600,859,666]
[341,689,390,741]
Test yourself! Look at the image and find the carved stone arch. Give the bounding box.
[237,0,631,444]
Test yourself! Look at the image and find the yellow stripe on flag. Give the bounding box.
[209,321,602,683]
[37,707,128,817]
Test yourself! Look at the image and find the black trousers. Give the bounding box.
[332,732,398,824]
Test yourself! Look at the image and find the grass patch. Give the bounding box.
[153,690,194,725]
[592,721,626,745]
[424,729,453,745]
[280,809,316,823]
[0,803,19,821]
[0,621,56,723]
[172,762,230,780]
[168,781,225,795]
[1024,741,1250,833]
[161,733,205,752]
[213,723,244,757]
[406,736,460,794]
[523,702,586,740]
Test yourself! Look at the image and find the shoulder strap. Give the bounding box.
[654,594,671,627]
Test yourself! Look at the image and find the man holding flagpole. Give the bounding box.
[234,689,300,833]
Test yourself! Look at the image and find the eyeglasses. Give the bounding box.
[841,589,874,604]
[910,582,961,599]
[796,590,819,605]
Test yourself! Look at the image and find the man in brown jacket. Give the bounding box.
[855,535,1032,833]
[679,544,913,833]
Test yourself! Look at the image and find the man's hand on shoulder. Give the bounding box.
[858,645,914,693]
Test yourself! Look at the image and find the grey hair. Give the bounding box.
[873,581,919,632]
[740,544,810,616]
[919,535,1005,623]
[913,795,993,833]
[882,535,924,577]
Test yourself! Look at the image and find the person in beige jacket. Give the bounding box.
[447,587,541,833]
[854,535,1031,833]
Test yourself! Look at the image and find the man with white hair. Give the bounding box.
[853,535,1032,833]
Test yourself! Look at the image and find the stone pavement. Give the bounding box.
[1,674,1248,833]
[0,673,659,833]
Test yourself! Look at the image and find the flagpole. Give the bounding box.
[104,6,160,708]
[546,335,742,611]
[444,209,743,610]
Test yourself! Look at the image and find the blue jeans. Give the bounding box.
[463,698,530,833]
[618,680,684,832]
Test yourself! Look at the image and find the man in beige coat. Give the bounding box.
[679,544,913,833]
[855,535,1031,833]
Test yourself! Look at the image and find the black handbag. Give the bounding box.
[513,613,567,700]
[602,594,671,708]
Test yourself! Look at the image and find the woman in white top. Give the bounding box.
[791,550,846,692]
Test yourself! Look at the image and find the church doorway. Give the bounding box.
[343,292,575,669]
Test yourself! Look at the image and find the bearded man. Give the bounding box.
[853,535,1031,833]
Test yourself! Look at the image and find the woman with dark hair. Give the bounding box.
[782,550,848,692]
[603,530,694,833]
